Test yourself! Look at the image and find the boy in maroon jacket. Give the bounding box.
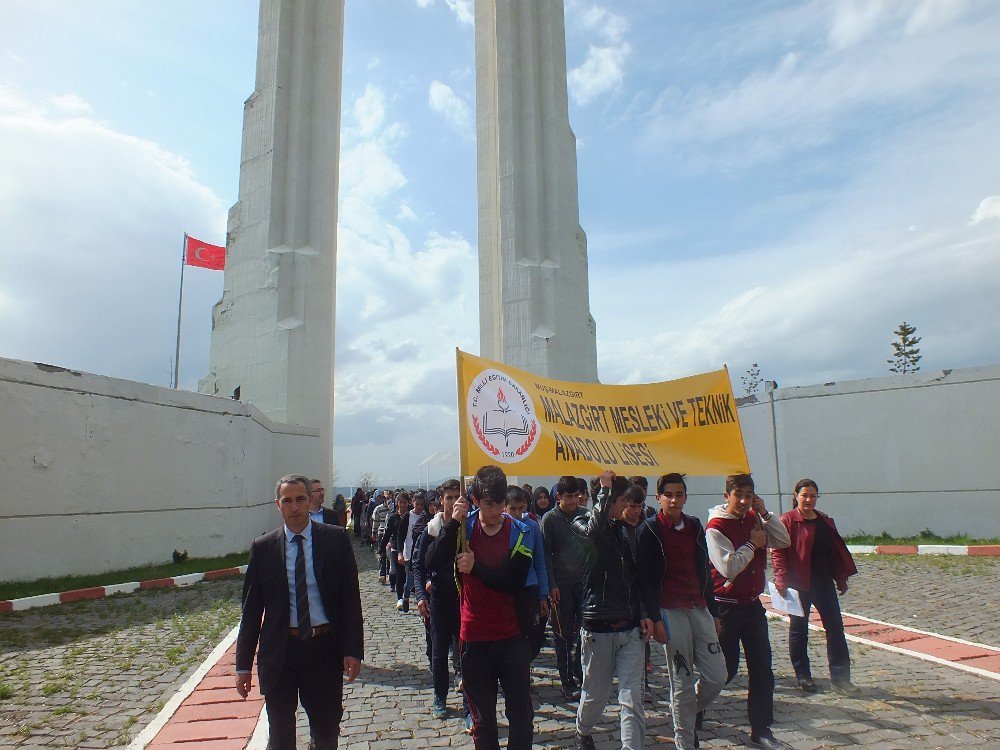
[705,474,790,750]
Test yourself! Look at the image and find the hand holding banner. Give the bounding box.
[456,349,749,477]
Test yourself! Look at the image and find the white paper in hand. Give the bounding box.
[767,581,805,617]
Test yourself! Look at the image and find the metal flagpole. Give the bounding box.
[172,234,187,389]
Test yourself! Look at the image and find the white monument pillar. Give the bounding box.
[475,0,599,382]
[200,0,344,479]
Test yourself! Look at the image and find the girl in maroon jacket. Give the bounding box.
[771,478,859,696]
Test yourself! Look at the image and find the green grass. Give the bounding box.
[0,551,249,601]
[844,530,1000,546]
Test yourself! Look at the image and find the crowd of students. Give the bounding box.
[345,468,858,750]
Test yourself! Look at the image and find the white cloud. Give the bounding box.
[567,5,631,106]
[46,93,91,115]
[640,2,999,167]
[970,196,1000,225]
[428,79,472,134]
[332,80,478,466]
[594,217,1000,389]
[413,0,433,7]
[352,84,386,138]
[444,0,474,25]
[0,84,225,386]
[569,42,631,106]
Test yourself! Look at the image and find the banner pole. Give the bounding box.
[173,234,187,389]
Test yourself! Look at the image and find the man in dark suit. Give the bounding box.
[236,474,364,750]
[308,479,340,525]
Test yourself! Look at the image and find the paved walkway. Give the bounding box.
[3,545,999,748]
[0,578,242,749]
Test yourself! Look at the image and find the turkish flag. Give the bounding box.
[185,235,226,270]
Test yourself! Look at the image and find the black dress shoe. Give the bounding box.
[797,676,817,693]
[562,683,581,701]
[832,680,861,696]
[750,728,785,750]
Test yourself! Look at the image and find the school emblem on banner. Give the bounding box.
[466,368,540,463]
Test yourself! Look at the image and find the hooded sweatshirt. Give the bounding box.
[705,503,790,606]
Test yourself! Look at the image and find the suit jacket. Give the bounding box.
[319,507,339,526]
[236,522,364,695]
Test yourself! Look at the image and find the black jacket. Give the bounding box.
[235,523,364,694]
[572,488,663,627]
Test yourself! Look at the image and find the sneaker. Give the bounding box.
[432,697,447,719]
[576,733,597,750]
[561,682,581,702]
[832,680,861,696]
[797,676,817,693]
[396,599,404,610]
[749,728,785,750]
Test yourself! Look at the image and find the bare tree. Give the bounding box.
[357,470,377,494]
[741,362,763,395]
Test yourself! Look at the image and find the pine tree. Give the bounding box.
[887,321,922,374]
[741,362,762,395]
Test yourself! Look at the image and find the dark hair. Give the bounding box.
[609,476,631,502]
[440,478,461,494]
[275,474,311,500]
[656,472,687,494]
[471,465,507,503]
[794,478,818,495]
[576,477,589,496]
[624,485,645,505]
[505,485,531,509]
[627,475,648,491]
[557,475,578,497]
[532,485,552,514]
[725,474,754,494]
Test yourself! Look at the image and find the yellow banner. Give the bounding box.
[456,349,749,477]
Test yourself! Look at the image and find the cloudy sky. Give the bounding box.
[2,0,998,486]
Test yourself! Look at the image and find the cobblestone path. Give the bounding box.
[846,554,1000,646]
[0,578,242,749]
[311,541,1000,749]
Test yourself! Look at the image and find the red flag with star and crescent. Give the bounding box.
[184,235,226,270]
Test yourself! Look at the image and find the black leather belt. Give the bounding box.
[289,623,331,638]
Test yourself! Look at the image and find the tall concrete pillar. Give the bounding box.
[475,0,599,382]
[200,0,344,479]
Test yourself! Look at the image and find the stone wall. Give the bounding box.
[0,357,320,582]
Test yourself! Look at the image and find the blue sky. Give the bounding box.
[2,0,998,485]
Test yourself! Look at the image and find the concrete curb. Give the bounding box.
[847,544,1000,556]
[0,565,248,614]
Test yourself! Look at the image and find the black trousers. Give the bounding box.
[552,580,584,686]
[718,600,774,733]
[789,578,851,682]
[430,592,461,701]
[264,633,343,750]
[461,635,533,750]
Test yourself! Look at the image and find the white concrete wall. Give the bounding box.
[681,365,1000,537]
[0,357,320,582]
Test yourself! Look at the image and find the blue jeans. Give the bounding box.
[788,578,851,682]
